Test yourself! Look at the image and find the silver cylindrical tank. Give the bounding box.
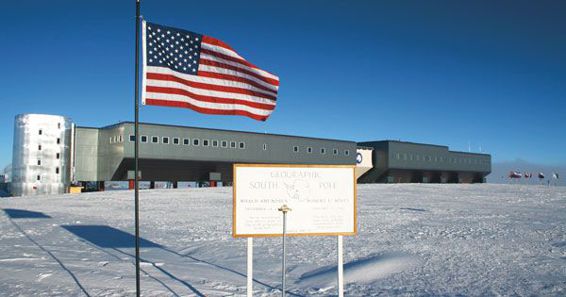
[11,114,73,196]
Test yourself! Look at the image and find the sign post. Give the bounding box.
[278,204,292,296]
[337,235,344,297]
[247,237,253,297]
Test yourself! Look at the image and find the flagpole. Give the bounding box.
[134,0,141,296]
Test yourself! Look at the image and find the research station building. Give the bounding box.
[9,114,491,196]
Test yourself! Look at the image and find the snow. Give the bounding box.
[0,184,565,296]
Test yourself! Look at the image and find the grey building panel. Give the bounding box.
[96,125,126,181]
[359,140,491,173]
[357,140,491,183]
[75,122,356,182]
[74,128,99,181]
[119,123,356,165]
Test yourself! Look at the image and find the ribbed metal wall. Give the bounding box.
[11,114,73,196]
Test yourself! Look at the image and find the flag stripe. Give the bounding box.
[145,98,269,121]
[147,66,278,96]
[198,71,278,94]
[199,59,280,86]
[146,86,276,110]
[146,80,276,107]
[199,52,278,86]
[200,48,256,71]
[200,43,279,81]
[145,91,273,115]
[202,35,237,54]
[147,72,277,101]
[198,65,279,92]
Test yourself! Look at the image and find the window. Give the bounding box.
[39,129,42,135]
[141,135,148,143]
[203,139,209,146]
[307,147,313,153]
[119,135,123,143]
[56,153,60,159]
[396,153,400,160]
[212,140,219,147]
[58,123,61,129]
[345,150,350,156]
[221,140,228,148]
[110,137,113,144]
[183,138,189,145]
[239,142,245,149]
[129,135,135,142]
[173,137,180,145]
[321,148,326,154]
[55,167,59,174]
[403,153,407,160]
[37,175,41,181]
[230,141,237,148]
[152,136,159,143]
[193,139,200,146]
[37,160,41,166]
[263,143,268,151]
[38,145,42,151]
[293,146,299,153]
[57,138,61,144]
[333,149,338,155]
[162,137,169,144]
[113,136,118,143]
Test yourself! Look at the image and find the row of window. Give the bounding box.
[395,153,489,165]
[110,135,123,144]
[36,167,60,181]
[292,146,350,156]
[37,124,62,135]
[36,135,62,144]
[110,134,356,156]
[128,134,246,149]
[125,134,351,156]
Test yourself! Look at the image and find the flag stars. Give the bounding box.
[147,23,201,74]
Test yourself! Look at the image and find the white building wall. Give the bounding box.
[11,114,73,196]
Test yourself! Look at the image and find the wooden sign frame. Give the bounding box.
[232,163,357,238]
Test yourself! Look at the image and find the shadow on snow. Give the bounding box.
[3,208,52,219]
[61,225,161,248]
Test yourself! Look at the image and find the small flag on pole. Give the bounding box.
[142,21,280,121]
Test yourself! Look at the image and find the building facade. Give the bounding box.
[73,122,357,185]
[357,140,491,183]
[9,114,491,196]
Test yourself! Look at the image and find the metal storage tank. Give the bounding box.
[11,114,74,196]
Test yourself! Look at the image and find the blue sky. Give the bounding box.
[1,0,565,169]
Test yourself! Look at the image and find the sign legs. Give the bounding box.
[247,237,253,297]
[337,235,344,297]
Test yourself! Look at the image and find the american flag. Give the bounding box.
[142,21,279,121]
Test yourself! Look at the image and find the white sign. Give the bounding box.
[233,164,357,237]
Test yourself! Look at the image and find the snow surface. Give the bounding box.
[0,184,565,296]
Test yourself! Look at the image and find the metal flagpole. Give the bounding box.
[134,0,141,296]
